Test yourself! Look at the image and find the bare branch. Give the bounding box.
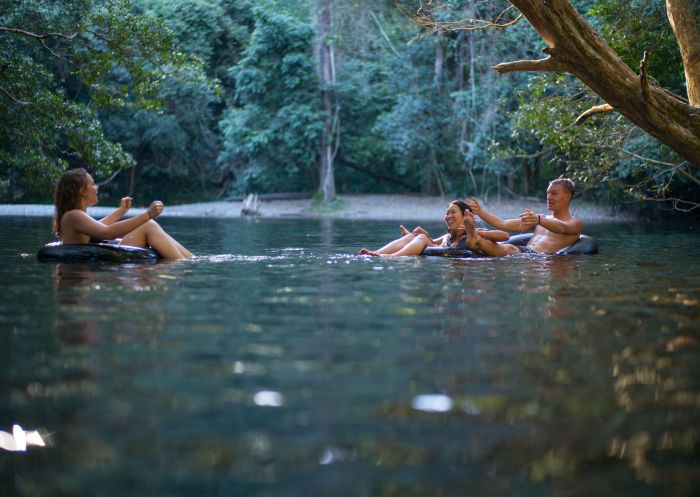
[574,103,614,125]
[676,165,700,187]
[369,10,402,59]
[639,196,700,212]
[40,39,71,62]
[639,51,649,101]
[619,148,689,171]
[0,26,76,63]
[497,147,554,161]
[0,26,78,41]
[97,168,124,187]
[0,86,30,105]
[400,2,523,40]
[492,56,564,75]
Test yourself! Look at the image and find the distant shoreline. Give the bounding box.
[0,194,633,222]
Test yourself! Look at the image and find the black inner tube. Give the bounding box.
[422,233,598,257]
[37,242,160,263]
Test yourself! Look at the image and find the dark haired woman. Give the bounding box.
[358,200,508,257]
[53,168,193,259]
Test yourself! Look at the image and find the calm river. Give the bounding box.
[1,216,699,496]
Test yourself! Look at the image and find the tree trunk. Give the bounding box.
[433,30,444,91]
[666,0,700,107]
[492,0,700,168]
[315,0,337,203]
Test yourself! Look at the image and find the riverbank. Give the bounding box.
[0,194,633,222]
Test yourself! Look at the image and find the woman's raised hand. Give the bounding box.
[399,225,411,236]
[119,197,132,212]
[148,201,164,219]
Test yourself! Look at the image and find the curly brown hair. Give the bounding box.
[53,168,89,237]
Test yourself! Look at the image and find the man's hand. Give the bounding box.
[519,208,538,230]
[119,197,132,212]
[148,201,164,219]
[466,198,481,216]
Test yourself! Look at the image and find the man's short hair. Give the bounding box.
[549,178,575,197]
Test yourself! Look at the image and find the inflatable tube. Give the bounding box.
[422,245,479,258]
[506,233,599,255]
[37,242,160,263]
[421,233,598,257]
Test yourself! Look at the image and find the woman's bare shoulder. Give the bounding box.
[61,209,91,221]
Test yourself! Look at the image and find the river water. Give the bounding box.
[1,216,699,496]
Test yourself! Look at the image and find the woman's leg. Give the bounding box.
[120,220,193,259]
[378,234,432,257]
[359,233,417,255]
[462,216,516,256]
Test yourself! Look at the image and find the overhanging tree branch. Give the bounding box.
[0,26,78,40]
[492,55,563,75]
[0,26,76,62]
[501,0,700,168]
[0,86,30,105]
[402,2,523,39]
[575,103,614,125]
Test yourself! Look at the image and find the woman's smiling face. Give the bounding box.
[444,203,465,231]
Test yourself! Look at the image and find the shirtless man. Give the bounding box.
[464,178,583,256]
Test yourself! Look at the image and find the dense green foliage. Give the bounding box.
[218,5,322,193]
[1,0,697,211]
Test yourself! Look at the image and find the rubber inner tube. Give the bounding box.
[37,242,160,263]
[422,233,598,257]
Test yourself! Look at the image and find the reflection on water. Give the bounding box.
[0,216,699,496]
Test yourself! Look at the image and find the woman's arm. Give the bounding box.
[63,201,163,240]
[99,197,132,226]
[432,234,448,245]
[478,228,510,242]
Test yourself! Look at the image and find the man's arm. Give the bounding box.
[520,209,582,236]
[467,198,530,232]
[478,228,510,242]
[539,215,583,236]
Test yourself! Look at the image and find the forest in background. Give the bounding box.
[1,0,698,214]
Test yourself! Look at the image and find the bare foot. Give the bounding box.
[358,248,380,256]
[462,211,483,250]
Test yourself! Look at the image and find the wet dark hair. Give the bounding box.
[53,168,90,237]
[448,200,472,214]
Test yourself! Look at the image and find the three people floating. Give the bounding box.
[50,169,583,260]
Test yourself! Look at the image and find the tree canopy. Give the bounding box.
[1,0,697,212]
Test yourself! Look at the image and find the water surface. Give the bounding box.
[1,216,699,496]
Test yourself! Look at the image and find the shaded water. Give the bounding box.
[1,216,699,496]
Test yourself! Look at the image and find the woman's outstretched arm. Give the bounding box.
[99,197,132,226]
[63,201,163,240]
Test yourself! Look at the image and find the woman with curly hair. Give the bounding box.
[53,168,193,259]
